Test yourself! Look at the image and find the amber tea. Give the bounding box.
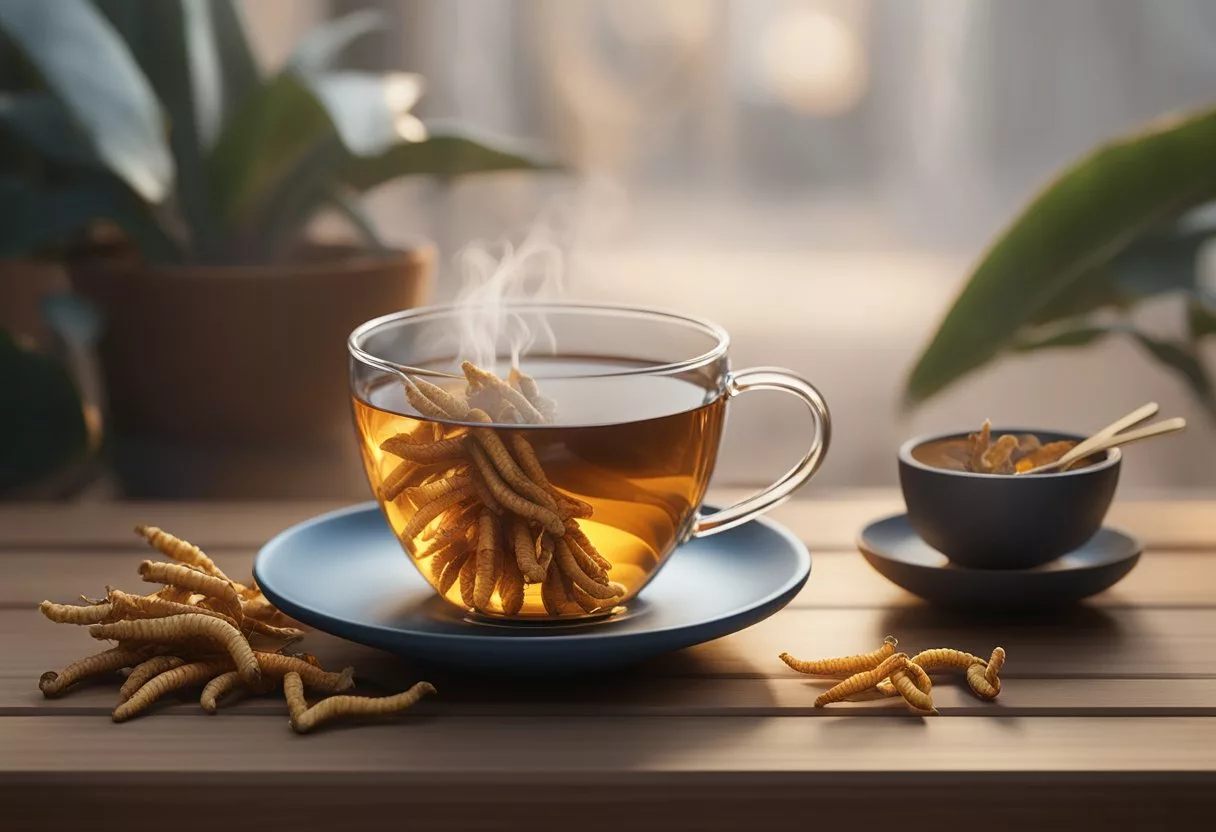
[353,357,727,619]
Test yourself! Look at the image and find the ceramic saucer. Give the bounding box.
[858,514,1142,609]
[255,502,811,673]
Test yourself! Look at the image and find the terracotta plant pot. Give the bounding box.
[69,244,434,498]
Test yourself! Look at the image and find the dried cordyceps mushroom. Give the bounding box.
[376,362,631,618]
[135,525,230,581]
[119,656,185,702]
[90,614,263,686]
[815,653,909,707]
[39,645,156,698]
[200,670,245,713]
[283,671,437,734]
[36,526,434,734]
[780,636,898,676]
[114,657,235,722]
[908,647,988,672]
[780,636,1008,713]
[943,418,1082,475]
[38,599,113,625]
[888,667,937,714]
[966,664,1000,700]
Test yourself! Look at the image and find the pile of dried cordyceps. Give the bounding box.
[38,526,434,732]
[380,361,625,616]
[779,636,1006,715]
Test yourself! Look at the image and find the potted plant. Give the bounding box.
[0,1,555,497]
[904,104,1216,418]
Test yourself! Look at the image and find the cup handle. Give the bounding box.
[692,367,831,538]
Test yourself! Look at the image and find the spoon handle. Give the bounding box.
[1051,402,1159,472]
[1027,417,1187,474]
[1071,417,1187,460]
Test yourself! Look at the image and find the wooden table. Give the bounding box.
[3,492,1215,830]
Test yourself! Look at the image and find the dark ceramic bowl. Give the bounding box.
[898,428,1121,570]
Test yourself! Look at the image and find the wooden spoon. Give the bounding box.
[1061,402,1158,464]
[1019,416,1187,475]
[1013,402,1157,476]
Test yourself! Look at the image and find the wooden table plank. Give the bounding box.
[6,676,1216,718]
[5,715,1216,774]
[8,547,1215,611]
[8,606,1216,680]
[2,492,1214,550]
[2,780,1211,832]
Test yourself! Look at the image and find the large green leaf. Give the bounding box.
[206,0,260,121]
[207,71,334,229]
[95,0,224,257]
[288,8,384,74]
[0,174,179,260]
[0,0,173,202]
[1026,221,1211,326]
[0,327,88,494]
[0,93,97,167]
[209,69,426,246]
[905,104,1216,408]
[338,126,560,192]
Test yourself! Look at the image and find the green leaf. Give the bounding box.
[207,71,334,227]
[1026,222,1210,326]
[209,70,429,232]
[0,0,173,202]
[338,126,560,192]
[206,0,260,120]
[905,104,1216,408]
[240,140,346,262]
[95,0,223,256]
[0,327,88,493]
[0,174,179,260]
[1128,332,1216,417]
[288,8,384,74]
[0,93,97,167]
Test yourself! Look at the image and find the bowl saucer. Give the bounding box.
[858,514,1141,609]
[254,502,811,673]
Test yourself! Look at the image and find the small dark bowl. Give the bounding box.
[898,428,1121,570]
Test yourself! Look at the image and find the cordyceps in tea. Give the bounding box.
[354,358,726,619]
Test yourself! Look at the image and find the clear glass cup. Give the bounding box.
[348,302,830,620]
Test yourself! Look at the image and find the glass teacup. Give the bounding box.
[348,302,830,620]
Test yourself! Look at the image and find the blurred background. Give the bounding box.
[3,0,1216,500]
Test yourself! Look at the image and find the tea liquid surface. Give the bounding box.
[353,357,726,618]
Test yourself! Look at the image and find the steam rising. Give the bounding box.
[451,220,566,372]
[432,182,624,374]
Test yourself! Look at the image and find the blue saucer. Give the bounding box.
[858,514,1142,609]
[254,503,810,673]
